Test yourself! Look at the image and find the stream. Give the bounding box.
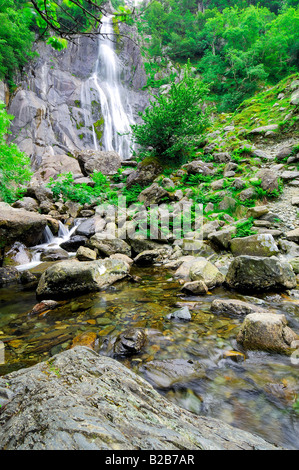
[0,222,299,449]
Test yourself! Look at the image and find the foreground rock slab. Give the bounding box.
[0,347,280,450]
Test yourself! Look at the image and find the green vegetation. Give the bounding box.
[0,104,32,203]
[137,1,299,112]
[131,64,211,167]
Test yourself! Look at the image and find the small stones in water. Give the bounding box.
[113,328,147,356]
[71,331,97,350]
[30,300,59,316]
[167,306,191,321]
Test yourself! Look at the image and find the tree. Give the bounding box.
[0,104,32,203]
[131,64,211,166]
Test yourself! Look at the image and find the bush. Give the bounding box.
[0,103,32,203]
[131,64,211,167]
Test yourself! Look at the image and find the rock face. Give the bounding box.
[36,258,130,299]
[0,202,47,247]
[237,313,299,354]
[225,256,297,293]
[7,30,148,169]
[0,347,279,450]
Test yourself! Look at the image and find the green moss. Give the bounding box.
[93,117,105,145]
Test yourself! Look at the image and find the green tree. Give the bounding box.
[0,104,32,203]
[131,64,211,166]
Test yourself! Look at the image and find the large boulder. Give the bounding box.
[0,202,47,247]
[0,347,278,450]
[76,149,122,176]
[125,157,163,189]
[237,313,299,354]
[230,234,279,257]
[36,258,130,299]
[225,255,297,292]
[87,234,132,257]
[138,183,169,206]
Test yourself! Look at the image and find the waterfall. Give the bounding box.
[81,15,135,159]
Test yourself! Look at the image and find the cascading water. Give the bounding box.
[15,221,81,271]
[80,15,135,159]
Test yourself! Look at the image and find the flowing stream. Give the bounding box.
[80,15,135,158]
[1,225,299,449]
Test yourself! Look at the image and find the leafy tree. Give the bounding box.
[131,64,211,166]
[0,0,35,88]
[0,104,32,203]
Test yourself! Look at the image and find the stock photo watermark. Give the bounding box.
[92,198,204,243]
[0,341,4,365]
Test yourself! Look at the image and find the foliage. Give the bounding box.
[0,0,35,88]
[131,64,211,166]
[0,103,32,203]
[138,1,299,112]
[232,217,257,238]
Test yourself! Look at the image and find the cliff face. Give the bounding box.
[7,25,149,169]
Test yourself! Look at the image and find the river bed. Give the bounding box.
[0,265,299,449]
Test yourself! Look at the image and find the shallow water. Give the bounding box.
[0,266,299,449]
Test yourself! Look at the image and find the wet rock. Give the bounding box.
[167,306,192,321]
[19,270,38,285]
[113,328,146,356]
[40,248,69,262]
[225,256,297,293]
[76,149,122,176]
[0,267,20,286]
[30,300,59,315]
[181,280,209,295]
[237,313,299,354]
[76,218,96,237]
[141,358,205,390]
[71,331,97,350]
[133,250,161,266]
[189,258,225,289]
[36,258,130,300]
[230,234,279,257]
[0,347,279,450]
[60,235,87,252]
[210,298,265,317]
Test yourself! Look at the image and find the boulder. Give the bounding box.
[181,280,209,295]
[230,234,279,257]
[76,246,97,261]
[60,235,87,252]
[76,149,122,176]
[189,257,225,288]
[185,160,215,176]
[87,234,131,257]
[256,169,279,192]
[12,197,39,212]
[285,228,299,243]
[126,157,163,189]
[138,183,169,206]
[40,248,69,262]
[133,249,161,266]
[208,226,237,250]
[237,313,299,354]
[0,202,47,247]
[36,258,130,300]
[167,306,192,321]
[0,347,278,450]
[210,298,265,317]
[225,256,297,292]
[0,267,20,286]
